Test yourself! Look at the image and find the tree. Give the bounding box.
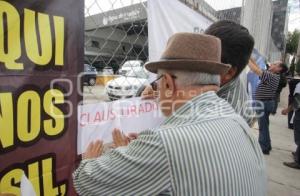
[296,59,300,75]
[286,29,300,55]
[290,56,296,76]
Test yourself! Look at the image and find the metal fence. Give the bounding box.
[84,0,148,71]
[83,0,289,103]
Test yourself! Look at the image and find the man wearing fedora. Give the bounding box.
[73,33,266,195]
[142,20,256,126]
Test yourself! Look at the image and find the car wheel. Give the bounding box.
[88,78,96,86]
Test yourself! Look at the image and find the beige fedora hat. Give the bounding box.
[145,33,231,74]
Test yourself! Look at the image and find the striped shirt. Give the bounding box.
[217,77,255,126]
[73,91,267,196]
[255,70,280,100]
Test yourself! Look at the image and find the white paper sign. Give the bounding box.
[77,97,165,154]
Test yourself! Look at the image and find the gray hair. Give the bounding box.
[158,69,220,86]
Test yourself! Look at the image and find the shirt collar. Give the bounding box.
[217,77,239,96]
[161,91,235,126]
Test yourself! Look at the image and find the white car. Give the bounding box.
[102,66,114,75]
[118,60,144,75]
[106,69,149,100]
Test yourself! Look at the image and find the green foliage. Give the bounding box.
[286,29,300,55]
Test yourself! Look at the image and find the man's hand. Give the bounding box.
[83,140,103,159]
[127,132,138,141]
[112,129,139,148]
[281,108,289,115]
[112,128,128,147]
[282,105,293,115]
[248,58,263,76]
[141,85,157,100]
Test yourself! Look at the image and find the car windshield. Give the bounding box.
[125,70,148,78]
[84,64,96,72]
[122,61,142,67]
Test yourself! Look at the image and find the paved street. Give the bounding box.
[251,111,300,196]
[251,87,300,196]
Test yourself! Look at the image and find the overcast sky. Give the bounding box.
[288,0,300,31]
[85,0,146,16]
[85,0,299,31]
[204,0,299,31]
[204,0,242,10]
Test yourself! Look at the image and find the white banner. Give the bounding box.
[77,98,165,154]
[148,0,213,61]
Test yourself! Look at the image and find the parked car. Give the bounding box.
[102,66,114,75]
[105,68,149,100]
[118,60,144,75]
[92,60,119,74]
[83,64,97,86]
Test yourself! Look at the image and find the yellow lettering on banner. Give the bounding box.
[0,88,66,152]
[27,162,40,196]
[17,91,41,142]
[60,183,66,196]
[0,2,66,70]
[24,9,52,65]
[0,93,14,149]
[53,16,65,66]
[0,168,23,196]
[42,157,66,196]
[43,89,64,136]
[0,1,23,70]
[0,155,67,195]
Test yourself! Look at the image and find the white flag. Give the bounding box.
[148,0,213,61]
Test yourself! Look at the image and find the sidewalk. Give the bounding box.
[251,108,300,196]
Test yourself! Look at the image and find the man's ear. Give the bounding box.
[228,67,238,78]
[164,73,176,96]
[222,67,238,84]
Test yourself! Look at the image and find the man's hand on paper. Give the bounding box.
[83,140,103,159]
[127,132,138,141]
[112,129,139,148]
[112,128,129,147]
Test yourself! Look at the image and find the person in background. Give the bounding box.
[248,60,288,155]
[73,33,267,195]
[287,57,297,129]
[287,76,299,129]
[282,79,300,169]
[205,20,256,126]
[142,20,256,126]
[267,62,287,114]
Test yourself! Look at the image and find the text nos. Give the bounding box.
[0,89,66,152]
[0,1,65,70]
